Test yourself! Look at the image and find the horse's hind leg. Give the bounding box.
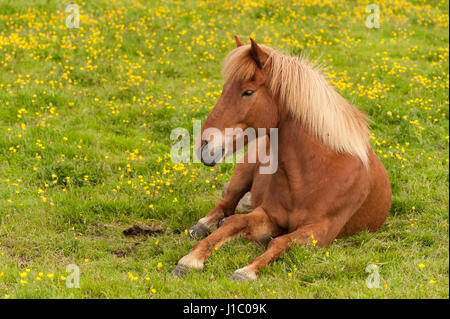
[174,207,281,277]
[231,222,332,281]
[189,159,256,239]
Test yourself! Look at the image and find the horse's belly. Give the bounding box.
[337,151,392,238]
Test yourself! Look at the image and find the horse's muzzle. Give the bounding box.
[200,140,224,166]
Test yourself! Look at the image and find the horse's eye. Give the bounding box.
[241,89,254,97]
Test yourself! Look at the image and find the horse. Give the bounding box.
[173,36,391,280]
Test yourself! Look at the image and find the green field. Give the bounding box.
[0,0,448,298]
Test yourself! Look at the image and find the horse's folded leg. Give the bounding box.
[189,201,228,239]
[190,160,256,239]
[176,215,247,276]
[177,208,279,277]
[231,235,293,281]
[232,222,331,280]
[189,207,224,239]
[189,190,252,239]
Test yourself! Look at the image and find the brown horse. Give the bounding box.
[173,36,391,280]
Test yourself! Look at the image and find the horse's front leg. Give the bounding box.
[189,160,256,239]
[175,207,281,277]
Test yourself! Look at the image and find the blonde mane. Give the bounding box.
[222,45,370,167]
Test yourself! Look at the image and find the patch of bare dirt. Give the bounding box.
[122,222,164,237]
[113,242,142,257]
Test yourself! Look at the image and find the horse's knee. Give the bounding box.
[221,214,247,228]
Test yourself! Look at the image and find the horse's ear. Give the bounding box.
[249,37,268,69]
[234,35,244,47]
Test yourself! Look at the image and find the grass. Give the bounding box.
[0,0,448,299]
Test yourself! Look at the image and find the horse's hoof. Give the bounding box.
[231,269,256,281]
[172,264,190,277]
[189,223,210,239]
[218,217,227,227]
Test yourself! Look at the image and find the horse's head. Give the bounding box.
[196,37,278,166]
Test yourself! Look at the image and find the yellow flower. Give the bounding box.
[127,272,138,281]
[151,288,157,294]
[418,264,425,269]
[157,262,162,269]
[429,280,436,284]
[47,274,54,279]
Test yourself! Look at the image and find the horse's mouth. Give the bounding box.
[201,159,218,167]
